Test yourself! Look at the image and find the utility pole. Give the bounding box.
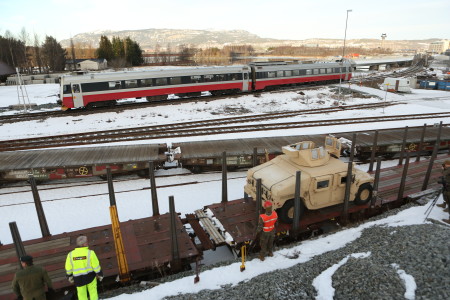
[338,9,352,103]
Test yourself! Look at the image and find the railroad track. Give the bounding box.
[2,110,449,152]
[350,62,424,85]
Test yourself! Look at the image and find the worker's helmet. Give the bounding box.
[263,201,273,208]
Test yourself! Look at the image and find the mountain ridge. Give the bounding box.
[60,28,440,51]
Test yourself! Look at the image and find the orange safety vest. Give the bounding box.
[260,211,278,232]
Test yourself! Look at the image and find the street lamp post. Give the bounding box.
[338,9,352,103]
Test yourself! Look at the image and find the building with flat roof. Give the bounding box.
[428,40,450,54]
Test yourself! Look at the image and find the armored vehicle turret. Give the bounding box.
[244,136,374,223]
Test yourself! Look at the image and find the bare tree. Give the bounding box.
[18,27,31,73]
[70,38,77,70]
[33,33,43,73]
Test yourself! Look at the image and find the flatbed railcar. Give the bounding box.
[58,61,353,110]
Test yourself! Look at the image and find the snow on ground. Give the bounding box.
[0,82,449,145]
[0,78,449,299]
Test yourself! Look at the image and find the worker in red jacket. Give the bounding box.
[256,201,278,261]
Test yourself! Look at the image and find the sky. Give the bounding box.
[0,0,449,43]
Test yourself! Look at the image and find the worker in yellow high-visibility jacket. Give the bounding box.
[65,235,103,300]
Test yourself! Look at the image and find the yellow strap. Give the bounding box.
[110,205,130,282]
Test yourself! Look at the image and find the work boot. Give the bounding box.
[259,254,265,261]
[268,252,274,257]
[442,219,450,224]
[437,203,447,208]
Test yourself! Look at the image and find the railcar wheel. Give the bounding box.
[354,183,373,205]
[278,199,304,224]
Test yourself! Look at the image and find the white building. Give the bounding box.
[428,40,450,54]
[65,59,107,71]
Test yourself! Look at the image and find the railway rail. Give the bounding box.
[350,62,424,85]
[2,110,449,152]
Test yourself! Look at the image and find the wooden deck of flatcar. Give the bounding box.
[0,213,199,300]
[201,154,449,248]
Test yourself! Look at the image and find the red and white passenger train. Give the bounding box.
[58,61,353,110]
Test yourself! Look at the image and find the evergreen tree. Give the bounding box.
[41,35,66,72]
[0,31,26,69]
[95,35,113,61]
[112,36,125,58]
[125,37,143,66]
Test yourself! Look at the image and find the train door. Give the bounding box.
[242,67,250,92]
[71,84,84,107]
[344,67,350,80]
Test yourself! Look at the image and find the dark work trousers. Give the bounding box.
[259,230,275,258]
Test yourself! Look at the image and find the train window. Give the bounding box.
[109,81,122,89]
[204,75,214,82]
[325,137,333,146]
[306,69,312,75]
[125,80,138,88]
[313,69,319,75]
[191,75,202,83]
[72,84,80,93]
[317,180,329,189]
[244,73,248,80]
[311,149,318,159]
[293,70,300,76]
[335,141,341,150]
[327,68,333,73]
[268,72,276,78]
[320,69,326,74]
[181,76,191,84]
[81,82,109,92]
[334,68,341,73]
[63,85,71,94]
[340,176,347,185]
[141,79,153,87]
[170,77,182,85]
[257,72,268,79]
[285,70,292,77]
[277,71,284,77]
[216,74,227,81]
[229,73,241,80]
[155,78,168,86]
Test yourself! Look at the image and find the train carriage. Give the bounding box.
[58,61,355,110]
[250,61,353,91]
[59,65,251,110]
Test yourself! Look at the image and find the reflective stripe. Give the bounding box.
[66,247,101,277]
[260,211,278,232]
